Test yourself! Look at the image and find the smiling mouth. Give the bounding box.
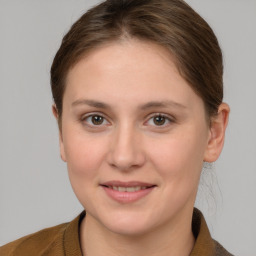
[101,185,155,192]
[100,181,156,203]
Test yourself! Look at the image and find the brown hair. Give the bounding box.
[51,0,223,123]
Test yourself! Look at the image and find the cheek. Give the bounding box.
[63,128,107,180]
[62,130,109,208]
[146,131,207,211]
[147,129,207,180]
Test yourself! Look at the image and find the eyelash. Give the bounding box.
[80,113,174,128]
[81,113,110,127]
[145,113,174,127]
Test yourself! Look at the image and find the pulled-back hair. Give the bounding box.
[51,0,223,122]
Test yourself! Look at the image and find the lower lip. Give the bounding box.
[102,186,155,203]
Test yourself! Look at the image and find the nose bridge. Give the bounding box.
[107,121,145,171]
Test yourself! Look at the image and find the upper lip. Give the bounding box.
[100,180,156,188]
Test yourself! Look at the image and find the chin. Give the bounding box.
[97,210,154,237]
[106,221,151,237]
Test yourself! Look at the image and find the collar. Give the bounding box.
[190,208,216,256]
[63,208,215,256]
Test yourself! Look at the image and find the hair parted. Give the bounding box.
[51,0,223,123]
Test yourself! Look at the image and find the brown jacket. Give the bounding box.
[0,209,234,256]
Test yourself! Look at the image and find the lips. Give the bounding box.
[111,186,147,192]
[100,181,156,203]
[101,181,155,191]
[101,180,155,187]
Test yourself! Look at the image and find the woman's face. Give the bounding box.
[59,40,213,235]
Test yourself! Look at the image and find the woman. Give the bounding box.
[0,0,233,255]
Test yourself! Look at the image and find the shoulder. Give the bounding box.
[0,222,68,256]
[214,240,235,256]
[0,212,84,256]
[192,208,236,256]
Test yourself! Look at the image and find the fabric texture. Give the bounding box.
[0,208,234,256]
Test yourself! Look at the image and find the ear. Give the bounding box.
[52,105,67,162]
[204,103,230,162]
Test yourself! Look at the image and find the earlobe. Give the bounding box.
[52,104,58,119]
[59,138,67,162]
[52,105,67,162]
[204,103,230,162]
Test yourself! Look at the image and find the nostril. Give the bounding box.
[106,131,146,171]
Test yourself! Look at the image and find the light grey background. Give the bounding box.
[0,1,255,255]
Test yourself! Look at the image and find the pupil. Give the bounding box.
[92,115,103,125]
[154,116,165,125]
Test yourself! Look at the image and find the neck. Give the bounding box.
[80,210,195,256]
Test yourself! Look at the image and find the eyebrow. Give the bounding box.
[72,99,187,110]
[139,101,187,110]
[72,99,109,109]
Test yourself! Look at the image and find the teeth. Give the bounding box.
[119,187,126,192]
[112,186,147,192]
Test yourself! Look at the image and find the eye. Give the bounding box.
[82,114,109,126]
[146,114,173,127]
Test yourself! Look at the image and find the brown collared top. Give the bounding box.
[0,208,234,256]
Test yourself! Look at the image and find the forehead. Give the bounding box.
[68,39,177,76]
[64,39,203,111]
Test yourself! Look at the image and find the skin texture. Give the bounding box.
[53,39,229,256]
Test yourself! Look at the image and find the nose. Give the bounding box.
[107,124,146,171]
